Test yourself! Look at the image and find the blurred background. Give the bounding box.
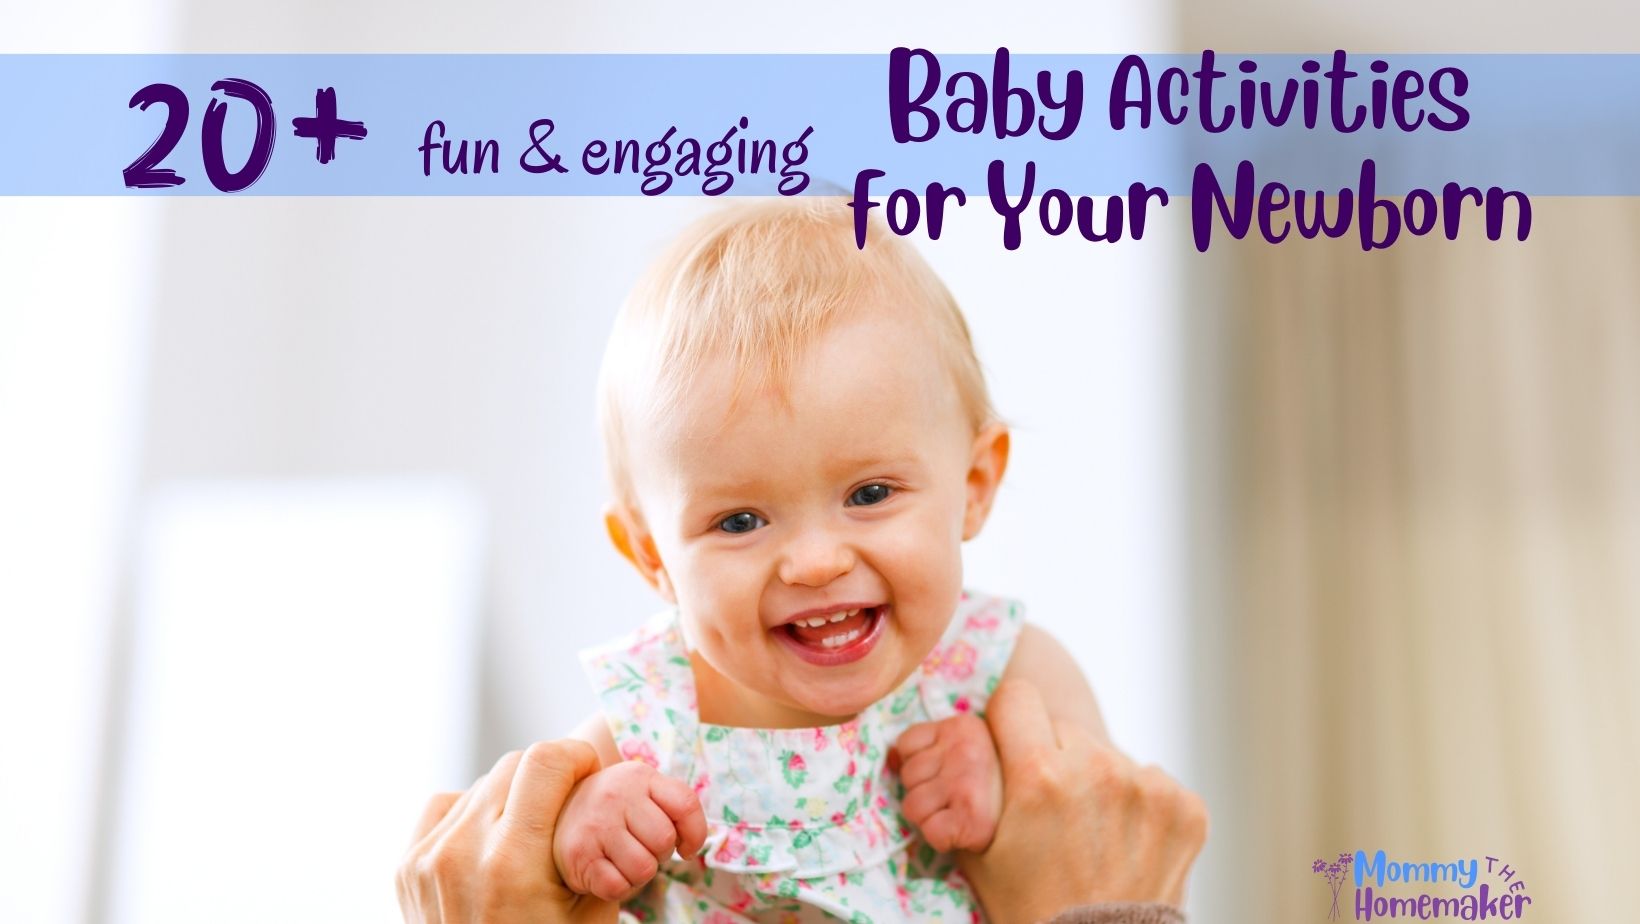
[2,2,1636,922]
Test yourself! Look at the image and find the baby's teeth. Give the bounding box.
[828,610,853,623]
[820,628,864,649]
[804,616,829,628]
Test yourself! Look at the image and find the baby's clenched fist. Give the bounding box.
[552,759,708,903]
[891,713,1004,853]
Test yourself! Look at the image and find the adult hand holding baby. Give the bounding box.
[956,679,1209,924]
[395,740,625,924]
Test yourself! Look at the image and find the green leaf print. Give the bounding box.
[791,830,813,848]
[768,814,785,827]
[779,749,809,788]
[668,655,690,667]
[889,689,918,714]
[832,774,854,793]
[778,879,799,899]
[750,844,772,864]
[849,912,874,924]
[723,804,740,824]
[843,798,858,820]
[705,726,727,743]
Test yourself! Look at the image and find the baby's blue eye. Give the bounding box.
[849,484,892,506]
[718,512,766,534]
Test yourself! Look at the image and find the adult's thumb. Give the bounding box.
[984,679,1059,776]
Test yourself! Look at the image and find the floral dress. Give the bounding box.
[579,590,1025,924]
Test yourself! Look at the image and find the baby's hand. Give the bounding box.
[890,713,1004,853]
[552,759,708,903]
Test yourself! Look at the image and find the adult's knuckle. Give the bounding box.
[1178,788,1210,840]
[422,846,464,885]
[1136,764,1172,801]
[478,845,526,892]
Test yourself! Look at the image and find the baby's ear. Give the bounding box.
[962,423,1010,541]
[604,503,676,602]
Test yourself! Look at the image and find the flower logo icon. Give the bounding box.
[1312,852,1355,919]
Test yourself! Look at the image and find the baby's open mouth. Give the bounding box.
[786,606,876,648]
[776,605,888,665]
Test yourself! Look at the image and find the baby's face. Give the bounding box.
[621,307,1004,727]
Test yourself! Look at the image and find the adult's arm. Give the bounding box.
[957,680,1208,924]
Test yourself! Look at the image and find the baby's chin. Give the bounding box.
[782,684,896,726]
[779,659,922,725]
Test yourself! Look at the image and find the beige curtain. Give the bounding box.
[1198,199,1640,920]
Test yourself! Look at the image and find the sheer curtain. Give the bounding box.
[1193,199,1640,920]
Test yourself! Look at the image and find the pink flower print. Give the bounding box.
[620,739,659,769]
[831,811,847,826]
[837,721,864,755]
[780,750,808,788]
[714,827,747,864]
[693,772,710,796]
[788,818,804,831]
[964,614,1000,632]
[940,641,978,680]
[952,695,973,713]
[922,640,978,681]
[897,884,912,914]
[812,727,829,751]
[846,759,857,777]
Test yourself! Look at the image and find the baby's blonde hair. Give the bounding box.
[597,198,996,508]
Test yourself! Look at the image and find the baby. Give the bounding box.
[558,199,1105,922]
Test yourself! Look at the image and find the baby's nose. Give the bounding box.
[777,531,856,587]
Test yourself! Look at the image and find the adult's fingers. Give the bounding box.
[984,680,1059,778]
[475,749,527,817]
[410,792,461,844]
[501,739,602,840]
[414,750,515,849]
[648,773,707,858]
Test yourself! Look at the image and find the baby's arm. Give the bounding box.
[552,713,707,902]
[999,623,1110,743]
